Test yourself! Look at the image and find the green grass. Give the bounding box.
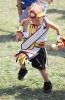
[0,0,65,100]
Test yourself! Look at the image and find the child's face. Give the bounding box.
[30,17,44,26]
[29,11,44,26]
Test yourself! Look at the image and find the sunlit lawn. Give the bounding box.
[0,0,65,100]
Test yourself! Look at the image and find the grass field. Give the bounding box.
[0,0,65,100]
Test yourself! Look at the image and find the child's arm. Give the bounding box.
[16,18,30,41]
[45,18,65,49]
[46,18,62,36]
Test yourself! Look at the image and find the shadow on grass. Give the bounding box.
[0,34,16,42]
[47,9,65,20]
[0,29,16,42]
[0,85,65,100]
[47,49,65,58]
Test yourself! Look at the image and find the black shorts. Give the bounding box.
[30,48,46,70]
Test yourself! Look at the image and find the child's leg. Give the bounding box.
[18,62,28,80]
[30,48,52,93]
[39,68,52,93]
[18,54,28,80]
[39,68,48,82]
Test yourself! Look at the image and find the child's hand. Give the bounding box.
[57,35,65,47]
[16,31,23,42]
[57,35,64,42]
[16,26,23,42]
